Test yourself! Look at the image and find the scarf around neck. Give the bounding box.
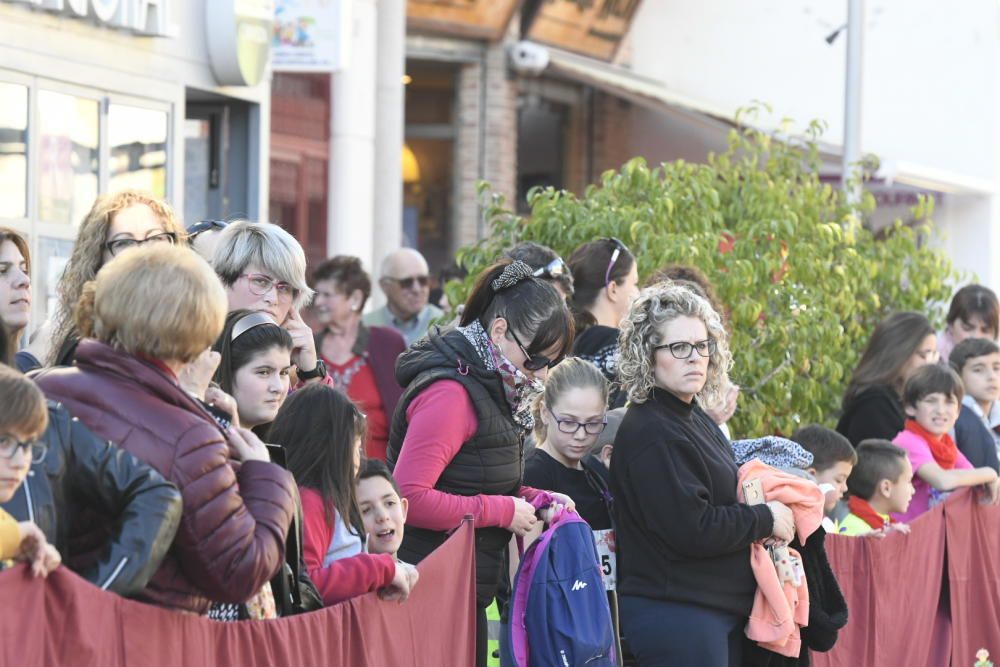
[458,320,542,432]
[847,495,895,531]
[905,419,958,470]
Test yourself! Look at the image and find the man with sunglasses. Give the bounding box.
[364,248,443,347]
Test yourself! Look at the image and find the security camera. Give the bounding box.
[508,41,550,75]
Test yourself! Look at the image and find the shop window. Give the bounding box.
[108,103,168,197]
[516,97,567,213]
[37,90,99,225]
[0,82,28,219]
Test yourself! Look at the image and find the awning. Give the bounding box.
[540,44,735,131]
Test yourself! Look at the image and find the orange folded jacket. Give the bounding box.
[737,459,825,658]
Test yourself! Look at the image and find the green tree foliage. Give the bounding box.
[450,112,958,437]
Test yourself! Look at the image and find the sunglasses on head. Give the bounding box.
[508,326,560,372]
[532,257,569,280]
[603,237,629,287]
[186,219,228,239]
[386,275,430,290]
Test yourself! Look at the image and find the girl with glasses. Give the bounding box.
[567,238,641,408]
[46,190,184,368]
[387,259,576,667]
[612,281,795,666]
[525,357,612,532]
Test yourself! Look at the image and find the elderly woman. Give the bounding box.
[33,245,296,615]
[611,281,794,666]
[211,220,327,385]
[45,190,185,368]
[312,255,406,461]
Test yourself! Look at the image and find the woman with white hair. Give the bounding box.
[212,220,328,384]
[611,281,795,666]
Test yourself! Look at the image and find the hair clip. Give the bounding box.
[490,260,534,292]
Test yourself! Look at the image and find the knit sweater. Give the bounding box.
[611,387,774,616]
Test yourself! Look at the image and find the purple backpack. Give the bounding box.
[501,510,616,667]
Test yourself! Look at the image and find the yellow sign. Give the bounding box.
[527,0,641,61]
[406,0,520,41]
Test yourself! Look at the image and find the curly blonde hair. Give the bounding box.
[617,280,732,406]
[49,190,184,364]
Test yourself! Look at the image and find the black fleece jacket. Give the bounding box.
[610,387,774,616]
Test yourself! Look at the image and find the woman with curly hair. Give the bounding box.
[611,281,795,667]
[44,190,184,368]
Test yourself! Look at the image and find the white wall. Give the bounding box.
[629,0,1000,293]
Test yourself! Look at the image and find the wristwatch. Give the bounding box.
[297,359,328,381]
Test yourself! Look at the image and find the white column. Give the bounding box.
[371,0,405,308]
[842,0,865,204]
[328,0,377,271]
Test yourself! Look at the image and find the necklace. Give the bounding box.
[329,355,367,391]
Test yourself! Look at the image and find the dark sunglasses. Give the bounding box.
[603,237,629,286]
[532,257,569,280]
[386,275,430,290]
[508,326,560,372]
[186,219,228,239]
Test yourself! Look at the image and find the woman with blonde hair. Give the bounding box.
[45,190,184,367]
[611,281,794,666]
[33,244,296,615]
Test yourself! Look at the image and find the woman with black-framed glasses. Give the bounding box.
[611,282,795,667]
[387,259,576,667]
[567,238,641,408]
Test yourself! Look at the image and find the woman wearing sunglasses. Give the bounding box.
[567,238,641,408]
[387,259,576,667]
[612,282,795,667]
[44,190,185,368]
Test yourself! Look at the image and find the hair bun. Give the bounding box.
[490,260,534,292]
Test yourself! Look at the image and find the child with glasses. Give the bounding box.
[0,367,60,576]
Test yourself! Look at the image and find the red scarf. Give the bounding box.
[905,419,958,470]
[847,495,895,530]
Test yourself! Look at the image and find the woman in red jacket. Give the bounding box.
[269,384,417,605]
[33,245,296,615]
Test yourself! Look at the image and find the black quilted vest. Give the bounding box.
[387,329,523,606]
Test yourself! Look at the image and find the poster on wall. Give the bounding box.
[526,0,642,61]
[272,0,349,72]
[406,0,520,41]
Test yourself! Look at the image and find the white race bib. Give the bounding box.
[593,528,616,591]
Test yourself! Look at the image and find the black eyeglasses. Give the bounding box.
[0,434,47,464]
[508,327,560,372]
[548,407,607,436]
[532,257,569,280]
[654,339,718,360]
[104,231,177,257]
[385,275,430,291]
[186,219,228,240]
[603,237,629,286]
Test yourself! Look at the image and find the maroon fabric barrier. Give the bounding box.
[814,489,1000,667]
[0,519,476,667]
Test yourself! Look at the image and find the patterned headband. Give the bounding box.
[490,260,534,292]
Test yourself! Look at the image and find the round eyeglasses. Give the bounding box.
[0,434,47,464]
[654,339,717,360]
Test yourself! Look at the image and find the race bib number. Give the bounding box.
[593,529,616,591]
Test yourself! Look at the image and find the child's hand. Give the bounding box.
[890,522,911,535]
[16,522,61,577]
[379,561,418,603]
[980,478,1000,505]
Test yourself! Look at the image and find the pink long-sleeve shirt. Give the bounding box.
[393,380,547,531]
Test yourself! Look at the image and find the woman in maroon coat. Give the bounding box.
[34,245,296,615]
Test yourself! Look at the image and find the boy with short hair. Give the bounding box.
[791,425,858,532]
[0,367,60,576]
[356,459,408,558]
[839,440,915,536]
[949,338,1000,469]
[893,364,1000,521]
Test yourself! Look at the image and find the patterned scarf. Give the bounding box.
[459,320,542,432]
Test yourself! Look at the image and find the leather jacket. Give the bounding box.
[1,401,182,596]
